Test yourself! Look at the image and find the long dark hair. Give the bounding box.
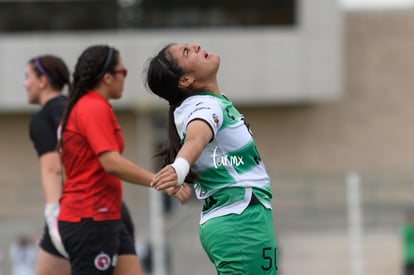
[145,43,196,183]
[30,55,72,92]
[58,45,119,148]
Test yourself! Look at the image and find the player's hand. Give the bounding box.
[173,184,192,204]
[151,165,180,190]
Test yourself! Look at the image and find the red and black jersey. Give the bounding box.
[59,91,124,222]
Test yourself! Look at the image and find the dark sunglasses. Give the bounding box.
[113,68,128,77]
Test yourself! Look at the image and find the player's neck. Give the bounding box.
[39,90,61,106]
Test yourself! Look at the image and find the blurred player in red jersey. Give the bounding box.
[57,45,191,275]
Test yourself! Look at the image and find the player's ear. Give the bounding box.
[102,72,113,85]
[178,74,194,89]
[38,75,48,89]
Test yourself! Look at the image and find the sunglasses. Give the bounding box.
[113,68,128,77]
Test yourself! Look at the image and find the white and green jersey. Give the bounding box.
[174,92,272,224]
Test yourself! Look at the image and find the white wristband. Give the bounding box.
[169,157,190,186]
[44,203,59,220]
[44,203,70,258]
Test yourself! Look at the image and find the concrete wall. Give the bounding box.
[245,9,414,177]
[0,0,342,111]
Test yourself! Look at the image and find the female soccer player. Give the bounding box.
[57,45,190,275]
[25,54,72,275]
[146,43,278,274]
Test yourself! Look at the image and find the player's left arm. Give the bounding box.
[151,120,212,190]
[39,151,63,204]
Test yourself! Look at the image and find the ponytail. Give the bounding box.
[146,44,196,183]
[58,45,118,149]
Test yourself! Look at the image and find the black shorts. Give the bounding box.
[120,201,135,238]
[405,263,414,275]
[39,222,66,258]
[59,218,136,275]
[39,202,135,259]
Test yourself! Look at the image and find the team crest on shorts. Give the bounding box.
[94,252,111,271]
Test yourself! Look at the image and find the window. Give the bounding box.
[136,0,296,28]
[0,0,296,32]
[0,1,118,32]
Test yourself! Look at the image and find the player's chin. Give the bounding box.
[112,94,122,100]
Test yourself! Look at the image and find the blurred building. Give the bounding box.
[0,0,342,192]
[0,0,342,233]
[2,0,413,274]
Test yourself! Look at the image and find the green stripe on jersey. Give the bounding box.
[231,140,261,174]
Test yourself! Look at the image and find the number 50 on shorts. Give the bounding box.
[261,247,278,271]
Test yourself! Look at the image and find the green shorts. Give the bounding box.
[199,204,278,275]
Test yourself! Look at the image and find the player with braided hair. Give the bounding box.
[57,45,191,275]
